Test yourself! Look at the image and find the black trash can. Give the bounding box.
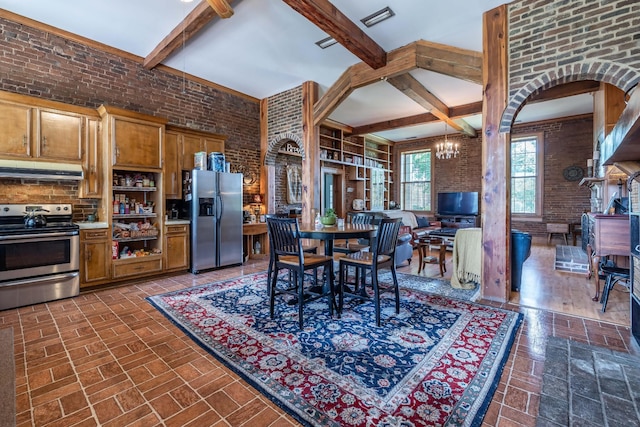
[511,230,532,291]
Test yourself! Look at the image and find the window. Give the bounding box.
[511,133,544,217]
[400,149,432,211]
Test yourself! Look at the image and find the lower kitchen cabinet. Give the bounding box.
[112,255,163,279]
[164,223,189,272]
[80,229,110,287]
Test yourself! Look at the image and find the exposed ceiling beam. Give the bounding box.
[351,101,483,136]
[415,41,483,85]
[143,0,234,69]
[282,0,387,69]
[386,73,477,137]
[314,43,419,124]
[528,80,600,103]
[206,0,234,18]
[314,40,483,125]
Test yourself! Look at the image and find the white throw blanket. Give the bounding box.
[381,210,418,229]
[450,228,482,289]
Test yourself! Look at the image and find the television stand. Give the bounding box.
[435,214,480,229]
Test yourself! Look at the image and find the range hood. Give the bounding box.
[0,159,83,181]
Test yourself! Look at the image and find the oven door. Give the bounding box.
[0,231,79,282]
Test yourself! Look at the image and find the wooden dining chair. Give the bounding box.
[333,213,376,254]
[337,217,402,326]
[265,214,317,296]
[266,216,335,329]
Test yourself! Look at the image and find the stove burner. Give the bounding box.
[0,203,78,235]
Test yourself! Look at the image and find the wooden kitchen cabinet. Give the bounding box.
[174,126,226,171]
[98,105,166,170]
[80,228,110,287]
[79,117,102,198]
[0,100,32,158]
[37,109,83,161]
[164,223,189,272]
[0,91,91,162]
[112,256,163,279]
[164,130,182,199]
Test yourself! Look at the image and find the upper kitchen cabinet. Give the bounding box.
[79,117,102,199]
[0,91,93,162]
[177,127,226,171]
[0,99,32,157]
[37,109,83,161]
[164,130,181,200]
[164,126,227,200]
[98,105,167,171]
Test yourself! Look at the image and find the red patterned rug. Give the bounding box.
[147,272,522,426]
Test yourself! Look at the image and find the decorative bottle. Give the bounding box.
[315,212,322,230]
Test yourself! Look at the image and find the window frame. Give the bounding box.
[511,132,544,220]
[399,148,432,212]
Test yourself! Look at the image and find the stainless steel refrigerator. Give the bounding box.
[190,170,243,273]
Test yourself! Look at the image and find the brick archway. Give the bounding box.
[500,61,640,132]
[264,133,304,165]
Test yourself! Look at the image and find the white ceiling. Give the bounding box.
[0,0,594,141]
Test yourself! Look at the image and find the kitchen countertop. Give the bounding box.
[76,219,190,229]
[165,219,190,225]
[75,221,109,229]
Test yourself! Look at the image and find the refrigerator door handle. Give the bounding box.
[216,195,223,220]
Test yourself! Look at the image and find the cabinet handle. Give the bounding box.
[23,135,27,146]
[116,147,120,158]
[88,249,92,261]
[90,165,95,173]
[42,136,47,147]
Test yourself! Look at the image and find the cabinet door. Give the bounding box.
[165,226,189,271]
[0,101,32,158]
[203,137,224,155]
[38,109,83,161]
[181,134,204,170]
[79,118,101,198]
[164,131,181,199]
[112,117,163,169]
[80,230,110,287]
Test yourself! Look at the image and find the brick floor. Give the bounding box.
[1,259,637,426]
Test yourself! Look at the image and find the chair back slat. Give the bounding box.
[266,216,302,258]
[348,213,376,225]
[373,218,402,257]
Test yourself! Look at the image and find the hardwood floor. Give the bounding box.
[1,240,637,426]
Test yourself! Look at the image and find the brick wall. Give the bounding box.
[264,86,305,211]
[394,115,592,236]
[393,132,483,214]
[511,116,593,236]
[0,16,260,207]
[502,0,640,130]
[266,87,303,144]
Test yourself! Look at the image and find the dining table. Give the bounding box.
[297,222,377,256]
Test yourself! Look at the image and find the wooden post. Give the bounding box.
[259,98,274,214]
[301,81,318,224]
[481,5,510,301]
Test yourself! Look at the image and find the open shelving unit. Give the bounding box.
[319,122,393,211]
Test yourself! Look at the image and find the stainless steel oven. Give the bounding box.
[0,204,80,311]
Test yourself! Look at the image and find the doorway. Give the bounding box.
[321,167,345,217]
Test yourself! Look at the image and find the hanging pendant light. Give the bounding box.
[435,123,459,160]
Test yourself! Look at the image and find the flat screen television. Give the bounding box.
[437,191,479,216]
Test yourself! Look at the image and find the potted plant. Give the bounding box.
[321,208,336,225]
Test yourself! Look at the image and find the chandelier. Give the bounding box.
[435,123,459,160]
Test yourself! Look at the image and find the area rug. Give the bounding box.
[554,245,589,274]
[537,337,640,427]
[147,271,522,427]
[381,271,480,302]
